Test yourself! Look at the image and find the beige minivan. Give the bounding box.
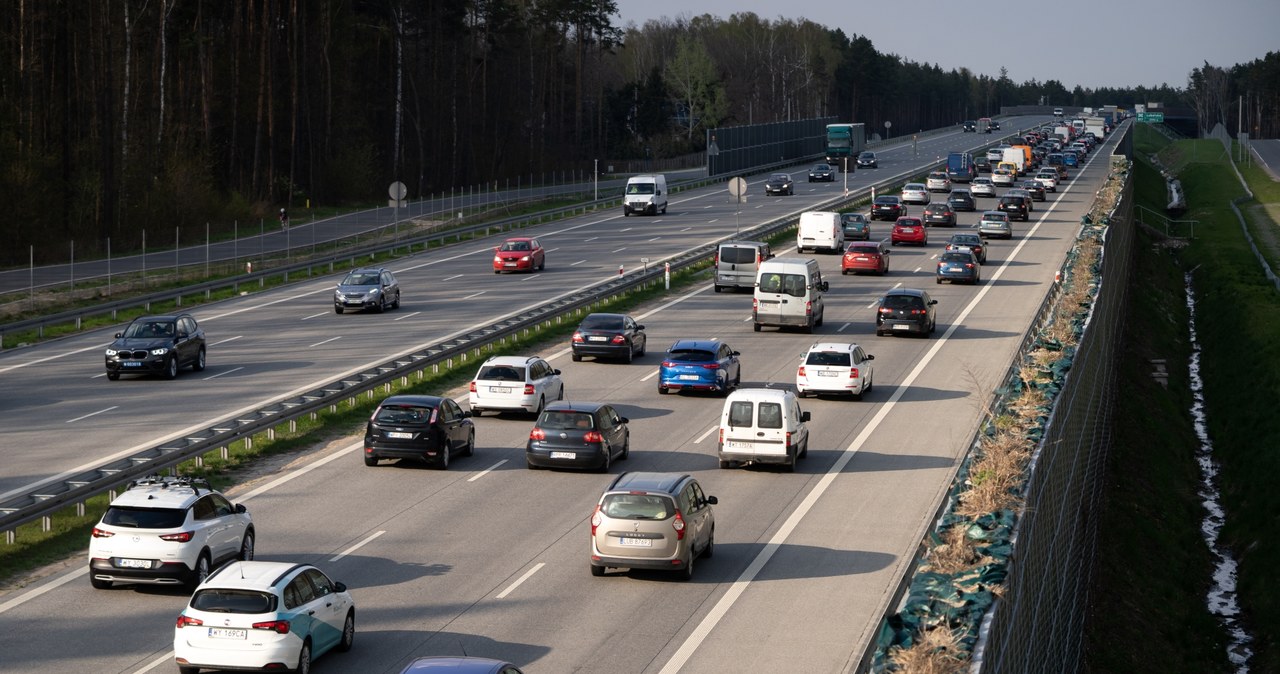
[589,472,717,580]
[714,240,772,293]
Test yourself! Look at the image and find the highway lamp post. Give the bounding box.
[843,157,849,195]
[594,159,599,201]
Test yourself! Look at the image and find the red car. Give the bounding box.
[890,217,928,246]
[842,241,890,276]
[493,237,545,273]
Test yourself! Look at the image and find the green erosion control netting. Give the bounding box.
[870,158,1131,672]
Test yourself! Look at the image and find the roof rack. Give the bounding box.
[126,474,213,496]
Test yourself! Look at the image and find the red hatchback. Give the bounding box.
[493,237,545,273]
[890,217,928,246]
[842,241,890,276]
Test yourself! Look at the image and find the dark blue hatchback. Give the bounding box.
[658,339,741,395]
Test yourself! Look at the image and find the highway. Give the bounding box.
[0,117,1116,673]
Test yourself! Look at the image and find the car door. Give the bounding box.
[190,496,229,563]
[853,347,872,390]
[530,239,544,267]
[208,494,241,563]
[625,317,645,354]
[601,406,627,457]
[284,573,320,650]
[719,344,740,383]
[435,402,459,454]
[790,397,809,449]
[302,568,347,654]
[684,482,711,553]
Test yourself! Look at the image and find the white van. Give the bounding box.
[622,174,668,216]
[797,211,844,254]
[718,387,811,470]
[714,240,773,293]
[753,257,827,333]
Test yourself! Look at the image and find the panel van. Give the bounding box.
[717,387,811,471]
[622,174,668,216]
[753,258,828,333]
[714,240,773,293]
[796,211,844,254]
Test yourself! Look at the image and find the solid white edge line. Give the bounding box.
[330,530,386,562]
[496,562,546,599]
[468,460,508,482]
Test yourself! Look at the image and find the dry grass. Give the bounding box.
[955,428,1032,518]
[924,525,978,575]
[889,626,970,674]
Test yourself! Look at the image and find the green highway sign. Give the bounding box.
[1138,112,1164,123]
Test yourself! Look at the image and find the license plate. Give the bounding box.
[123,362,142,367]
[587,336,607,342]
[550,451,575,459]
[894,324,911,331]
[817,371,838,377]
[678,375,700,381]
[504,262,517,267]
[386,431,414,439]
[489,386,512,394]
[207,627,247,640]
[725,440,754,450]
[855,256,868,261]
[116,558,151,569]
[617,537,652,547]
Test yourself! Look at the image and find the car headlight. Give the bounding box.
[369,287,381,295]
[335,292,346,301]
[494,255,502,263]
[105,349,118,356]
[150,347,169,356]
[520,255,530,262]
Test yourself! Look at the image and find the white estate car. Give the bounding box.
[795,342,875,399]
[468,355,564,416]
[900,183,931,205]
[88,475,254,590]
[970,177,997,198]
[174,561,354,674]
[1034,169,1059,191]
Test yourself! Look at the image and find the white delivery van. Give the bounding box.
[622,174,668,216]
[1000,147,1026,174]
[718,387,811,470]
[753,257,828,333]
[714,240,773,293]
[796,211,844,254]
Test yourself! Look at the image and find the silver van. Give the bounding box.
[714,240,772,293]
[753,257,828,333]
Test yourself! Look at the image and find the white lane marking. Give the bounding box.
[134,652,171,674]
[545,248,560,253]
[203,366,244,380]
[657,145,1091,674]
[619,228,633,232]
[330,530,386,562]
[648,237,661,242]
[67,406,118,424]
[681,227,692,232]
[585,237,598,242]
[462,291,486,300]
[703,205,714,209]
[571,260,586,266]
[640,370,659,382]
[310,336,341,348]
[468,460,507,482]
[394,311,421,321]
[211,336,243,347]
[443,274,464,281]
[708,219,719,223]
[302,311,329,320]
[612,247,627,253]
[496,562,546,599]
[521,275,540,282]
[742,316,752,322]
[693,424,718,444]
[838,323,850,332]
[913,267,922,273]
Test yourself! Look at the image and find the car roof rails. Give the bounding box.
[127,474,213,496]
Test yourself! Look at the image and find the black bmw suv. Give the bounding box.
[104,314,206,380]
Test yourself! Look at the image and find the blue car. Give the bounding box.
[658,339,742,395]
[1062,151,1079,167]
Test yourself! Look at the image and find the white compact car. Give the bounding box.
[795,342,875,399]
[88,475,253,590]
[174,561,354,674]
[1034,170,1059,191]
[468,355,564,416]
[970,177,997,198]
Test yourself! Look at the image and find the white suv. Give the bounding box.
[468,355,564,416]
[88,475,254,590]
[795,342,875,399]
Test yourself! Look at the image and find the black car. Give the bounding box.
[922,202,956,227]
[856,151,878,168]
[875,288,938,337]
[364,395,474,468]
[962,120,977,132]
[764,173,794,196]
[104,314,206,380]
[1015,180,1046,201]
[808,164,836,182]
[947,189,976,212]
[998,194,1031,221]
[526,401,629,471]
[871,196,906,221]
[334,267,401,313]
[571,313,647,363]
[841,212,872,240]
[986,120,1001,132]
[973,155,992,173]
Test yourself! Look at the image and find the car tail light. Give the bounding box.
[160,531,194,543]
[797,366,807,377]
[583,431,603,442]
[469,382,477,393]
[572,332,584,343]
[590,505,602,535]
[966,263,974,269]
[672,511,686,540]
[701,362,720,370]
[176,615,203,628]
[878,307,892,314]
[805,300,812,316]
[911,308,927,315]
[611,335,626,344]
[91,527,114,538]
[252,620,291,634]
[529,428,546,441]
[756,252,762,264]
[523,384,534,395]
[850,368,860,379]
[785,431,793,451]
[713,252,719,266]
[662,361,675,368]
[752,298,758,312]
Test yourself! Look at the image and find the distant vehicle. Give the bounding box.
[946,151,977,183]
[871,195,907,220]
[978,210,1013,239]
[973,155,992,173]
[797,211,845,254]
[842,241,890,276]
[492,237,546,273]
[590,472,717,580]
[622,174,668,216]
[764,173,794,196]
[571,313,647,363]
[658,339,741,395]
[719,388,810,470]
[808,163,836,182]
[104,313,206,380]
[825,122,866,169]
[991,168,1015,187]
[363,395,475,468]
[334,267,401,313]
[978,117,993,133]
[998,194,1031,221]
[926,171,951,192]
[946,233,986,263]
[399,658,525,674]
[753,257,828,333]
[1015,180,1046,201]
[469,355,564,416]
[962,120,977,132]
[795,342,875,399]
[900,183,930,205]
[714,240,773,293]
[876,288,937,337]
[947,189,976,212]
[891,217,928,247]
[856,151,879,168]
[922,202,956,227]
[526,401,630,472]
[936,250,981,285]
[840,212,872,241]
[970,177,997,198]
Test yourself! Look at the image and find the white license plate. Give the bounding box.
[617,537,652,547]
[116,558,151,569]
[504,262,517,267]
[817,371,838,377]
[123,362,142,367]
[489,386,512,394]
[587,336,607,342]
[725,440,754,450]
[678,375,700,381]
[893,324,912,331]
[550,451,575,459]
[207,627,247,640]
[901,228,914,232]
[386,431,414,439]
[855,256,869,261]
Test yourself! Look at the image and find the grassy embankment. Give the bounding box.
[1084,125,1280,672]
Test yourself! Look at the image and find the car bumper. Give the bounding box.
[364,440,448,463]
[591,553,687,571]
[526,445,607,469]
[573,342,631,358]
[842,262,883,274]
[878,319,929,334]
[979,227,1012,238]
[924,218,954,226]
[797,380,865,396]
[717,448,791,464]
[89,557,194,585]
[468,395,539,412]
[174,637,300,672]
[752,312,813,328]
[892,236,926,245]
[937,271,979,282]
[494,261,534,272]
[334,297,381,310]
[105,357,169,375]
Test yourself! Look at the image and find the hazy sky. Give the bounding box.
[613,0,1280,90]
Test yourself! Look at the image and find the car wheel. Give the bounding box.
[637,341,645,357]
[599,446,611,473]
[470,408,483,418]
[494,269,500,274]
[463,430,475,457]
[718,459,733,469]
[187,553,211,591]
[679,552,695,581]
[164,356,179,380]
[192,347,206,372]
[364,453,378,466]
[178,666,199,674]
[797,390,808,398]
[753,323,761,332]
[800,438,809,458]
[337,610,355,652]
[591,564,606,577]
[572,353,582,362]
[106,371,119,381]
[624,346,633,364]
[239,530,255,561]
[296,641,312,674]
[393,292,401,309]
[620,436,629,460]
[714,285,723,293]
[803,319,813,334]
[842,269,848,276]
[783,451,797,473]
[89,570,112,590]
[704,527,715,559]
[438,444,451,470]
[335,306,343,314]
[535,396,545,415]
[658,385,668,395]
[375,296,385,313]
[936,277,942,284]
[557,384,565,401]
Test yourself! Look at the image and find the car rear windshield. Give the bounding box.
[374,404,433,425]
[727,400,783,428]
[191,589,277,614]
[874,197,897,205]
[941,252,973,263]
[848,244,880,255]
[805,351,852,367]
[580,315,624,330]
[984,214,1009,222]
[718,246,759,265]
[667,349,715,363]
[601,494,674,520]
[757,273,807,297]
[101,506,186,529]
[536,410,595,430]
[883,295,924,311]
[478,365,526,381]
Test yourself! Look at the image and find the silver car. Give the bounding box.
[925,172,951,193]
[590,472,717,580]
[900,183,931,205]
[970,177,997,198]
[978,210,1013,239]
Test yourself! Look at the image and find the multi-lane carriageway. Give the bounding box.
[0,117,1117,673]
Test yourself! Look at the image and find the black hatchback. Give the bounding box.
[104,314,206,380]
[364,395,475,469]
[526,401,630,471]
[997,195,1030,221]
[875,289,938,337]
[571,313,646,363]
[871,196,906,221]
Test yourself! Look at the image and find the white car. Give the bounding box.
[970,177,997,198]
[468,355,564,416]
[925,172,951,192]
[88,475,254,590]
[900,183,931,205]
[174,561,354,674]
[795,342,875,399]
[991,168,1015,187]
[1034,170,1058,192]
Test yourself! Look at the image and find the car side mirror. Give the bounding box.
[114,332,123,338]
[461,410,473,418]
[552,369,562,375]
[929,300,938,306]
[704,496,719,505]
[619,417,630,424]
[800,411,812,422]
[636,325,645,330]
[730,351,741,357]
[334,582,347,593]
[866,354,875,360]
[820,281,830,292]
[235,504,247,514]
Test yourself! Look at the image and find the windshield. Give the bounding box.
[757,273,807,297]
[122,320,176,339]
[500,240,531,252]
[374,404,433,425]
[667,349,716,363]
[342,271,380,286]
[101,506,186,529]
[626,182,655,195]
[769,174,790,182]
[191,589,277,614]
[580,315,624,330]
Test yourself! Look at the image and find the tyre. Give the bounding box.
[337,611,355,652]
[164,356,179,380]
[753,323,761,332]
[678,553,694,581]
[624,347,633,364]
[571,353,582,362]
[192,347,206,372]
[470,408,483,418]
[637,341,645,357]
[591,564,606,577]
[658,385,668,395]
[106,371,119,381]
[392,293,401,309]
[296,641,312,674]
[178,666,199,674]
[364,454,378,467]
[438,445,450,470]
[620,436,629,460]
[239,530,255,561]
[803,320,813,334]
[798,390,808,398]
[534,396,545,415]
[186,553,211,591]
[714,285,723,293]
[799,438,809,458]
[783,452,796,473]
[598,446,611,473]
[703,528,715,559]
[463,430,475,457]
[375,296,385,313]
[936,277,942,284]
[718,459,732,469]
